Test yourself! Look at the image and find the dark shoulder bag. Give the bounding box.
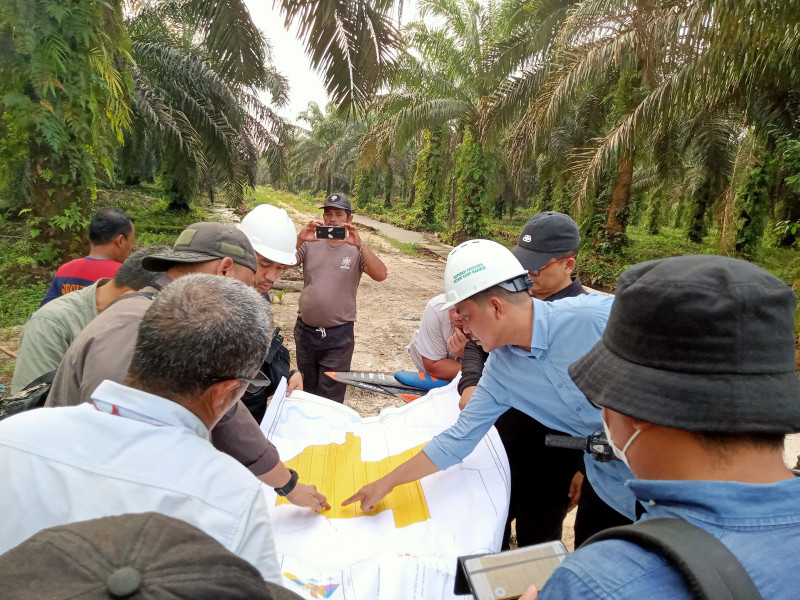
[583,518,762,600]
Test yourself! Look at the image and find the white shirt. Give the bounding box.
[0,380,281,582]
[407,293,458,372]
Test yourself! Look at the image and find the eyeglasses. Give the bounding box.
[211,373,271,393]
[530,255,576,276]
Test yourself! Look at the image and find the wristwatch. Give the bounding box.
[288,369,303,380]
[274,468,299,496]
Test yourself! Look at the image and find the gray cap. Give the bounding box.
[319,193,352,213]
[511,212,579,272]
[0,512,304,599]
[142,222,258,273]
[568,255,800,433]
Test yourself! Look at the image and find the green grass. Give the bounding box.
[246,186,319,214]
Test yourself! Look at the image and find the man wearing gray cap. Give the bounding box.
[294,193,387,403]
[47,222,329,513]
[524,255,800,599]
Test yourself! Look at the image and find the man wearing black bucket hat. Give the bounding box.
[524,255,800,599]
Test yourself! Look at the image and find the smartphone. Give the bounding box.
[315,225,346,240]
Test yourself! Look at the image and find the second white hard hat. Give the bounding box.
[237,204,298,266]
[440,239,531,310]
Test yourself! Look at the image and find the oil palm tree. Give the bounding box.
[120,0,289,209]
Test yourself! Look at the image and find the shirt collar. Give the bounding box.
[629,477,800,526]
[90,380,210,440]
[545,276,585,301]
[509,297,548,358]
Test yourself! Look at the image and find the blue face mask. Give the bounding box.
[602,417,641,468]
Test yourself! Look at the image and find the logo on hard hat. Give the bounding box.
[453,263,486,283]
[522,234,531,243]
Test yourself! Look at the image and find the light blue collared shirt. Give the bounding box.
[540,476,800,598]
[0,380,281,582]
[423,294,638,519]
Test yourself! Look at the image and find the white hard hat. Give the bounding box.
[440,239,531,310]
[237,204,298,266]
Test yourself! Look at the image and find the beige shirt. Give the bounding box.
[297,241,365,327]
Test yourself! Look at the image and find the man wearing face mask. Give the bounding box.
[343,239,638,533]
[521,255,800,599]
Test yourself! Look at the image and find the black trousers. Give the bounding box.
[496,409,583,549]
[293,318,355,404]
[573,474,635,547]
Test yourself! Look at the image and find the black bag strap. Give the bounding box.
[583,518,762,600]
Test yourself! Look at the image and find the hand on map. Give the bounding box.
[341,479,393,512]
[447,329,470,358]
[287,371,304,395]
[287,482,331,512]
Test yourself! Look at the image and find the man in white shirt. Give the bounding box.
[406,293,469,380]
[0,274,284,582]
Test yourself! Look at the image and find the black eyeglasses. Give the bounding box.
[211,373,271,392]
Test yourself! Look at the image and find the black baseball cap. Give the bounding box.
[319,193,352,213]
[511,212,580,272]
[141,222,258,273]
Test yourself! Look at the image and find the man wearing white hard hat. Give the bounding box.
[237,204,305,422]
[343,239,638,533]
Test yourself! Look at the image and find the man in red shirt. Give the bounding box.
[40,207,134,306]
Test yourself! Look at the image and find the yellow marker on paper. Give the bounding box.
[276,432,431,528]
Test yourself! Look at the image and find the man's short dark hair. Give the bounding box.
[113,246,170,290]
[470,285,531,307]
[553,249,578,260]
[89,208,133,245]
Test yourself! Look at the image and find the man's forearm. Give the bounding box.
[362,245,387,281]
[257,461,294,488]
[421,356,461,381]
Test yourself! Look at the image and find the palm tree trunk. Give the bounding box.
[604,152,634,250]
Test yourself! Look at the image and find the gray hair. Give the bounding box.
[114,246,170,290]
[128,274,273,399]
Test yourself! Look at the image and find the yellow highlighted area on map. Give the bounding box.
[276,432,431,528]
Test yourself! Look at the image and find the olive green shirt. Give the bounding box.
[11,279,108,394]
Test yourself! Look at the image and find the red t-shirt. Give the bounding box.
[40,257,121,306]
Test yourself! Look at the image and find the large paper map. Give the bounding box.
[261,378,510,599]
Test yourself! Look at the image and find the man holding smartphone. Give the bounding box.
[294,193,388,403]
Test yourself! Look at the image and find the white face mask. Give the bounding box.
[602,417,641,468]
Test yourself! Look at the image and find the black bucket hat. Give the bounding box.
[568,255,800,433]
[511,212,580,272]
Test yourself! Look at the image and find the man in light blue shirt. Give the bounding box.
[343,239,637,524]
[523,255,800,599]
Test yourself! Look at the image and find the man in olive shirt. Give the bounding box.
[11,246,166,393]
[294,194,387,403]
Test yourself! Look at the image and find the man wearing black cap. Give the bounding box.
[523,255,800,599]
[46,222,329,513]
[458,212,593,549]
[293,193,387,403]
